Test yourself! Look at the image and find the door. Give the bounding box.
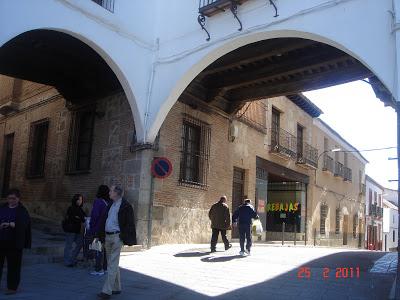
[232,168,245,238]
[358,218,362,248]
[343,215,349,245]
[1,134,14,197]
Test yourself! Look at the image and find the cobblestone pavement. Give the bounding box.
[0,244,395,300]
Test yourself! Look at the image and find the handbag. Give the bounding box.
[89,239,102,252]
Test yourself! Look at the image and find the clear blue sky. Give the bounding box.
[304,81,397,190]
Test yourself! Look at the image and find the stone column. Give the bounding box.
[124,147,155,248]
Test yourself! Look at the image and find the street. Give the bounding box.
[0,244,395,300]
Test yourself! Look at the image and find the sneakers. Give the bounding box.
[225,244,232,251]
[90,270,105,276]
[239,251,246,256]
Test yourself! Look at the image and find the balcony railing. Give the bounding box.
[199,0,249,16]
[334,161,344,178]
[91,0,114,12]
[270,128,297,159]
[198,0,278,40]
[297,142,318,168]
[322,155,334,173]
[370,204,383,218]
[343,166,352,182]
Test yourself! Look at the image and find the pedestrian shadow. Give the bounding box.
[200,255,245,263]
[174,251,210,258]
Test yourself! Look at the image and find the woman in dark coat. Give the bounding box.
[63,194,86,267]
[0,188,31,295]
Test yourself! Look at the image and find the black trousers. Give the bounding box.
[0,248,23,290]
[211,228,230,251]
[239,224,252,252]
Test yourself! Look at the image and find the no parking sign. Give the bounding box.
[151,157,173,179]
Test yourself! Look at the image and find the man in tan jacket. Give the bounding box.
[208,196,232,252]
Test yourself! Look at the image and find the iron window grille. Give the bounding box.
[66,108,95,174]
[179,114,211,188]
[320,204,328,235]
[26,119,49,178]
[91,0,114,12]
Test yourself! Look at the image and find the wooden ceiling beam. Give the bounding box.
[206,51,351,90]
[199,39,317,77]
[227,65,373,102]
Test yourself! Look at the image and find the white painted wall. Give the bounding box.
[383,199,398,251]
[0,0,398,142]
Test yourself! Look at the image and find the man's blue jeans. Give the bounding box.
[239,224,252,252]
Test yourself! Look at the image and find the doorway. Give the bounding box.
[343,215,349,245]
[232,167,245,238]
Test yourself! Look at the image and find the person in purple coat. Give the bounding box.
[89,185,110,275]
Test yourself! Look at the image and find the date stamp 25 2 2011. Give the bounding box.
[297,267,360,279]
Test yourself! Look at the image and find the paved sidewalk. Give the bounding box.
[0,244,395,300]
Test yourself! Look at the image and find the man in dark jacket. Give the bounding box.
[208,196,231,252]
[232,199,258,256]
[0,188,31,295]
[97,184,136,299]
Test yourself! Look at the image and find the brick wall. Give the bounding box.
[0,88,139,220]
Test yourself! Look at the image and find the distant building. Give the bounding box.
[383,198,398,252]
[365,175,384,250]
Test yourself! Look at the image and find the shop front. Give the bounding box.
[256,157,308,241]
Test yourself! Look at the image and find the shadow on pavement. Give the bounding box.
[200,255,245,263]
[174,251,210,258]
[14,249,394,300]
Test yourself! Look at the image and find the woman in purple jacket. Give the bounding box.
[89,185,110,275]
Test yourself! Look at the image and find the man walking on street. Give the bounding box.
[97,185,136,299]
[209,195,232,253]
[232,199,258,256]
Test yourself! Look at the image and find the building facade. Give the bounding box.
[0,74,367,248]
[383,198,398,252]
[365,175,384,250]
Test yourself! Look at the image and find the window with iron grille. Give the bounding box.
[320,204,328,235]
[26,119,49,178]
[335,208,340,234]
[353,214,358,238]
[66,108,95,174]
[179,115,211,187]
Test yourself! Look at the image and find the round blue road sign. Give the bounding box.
[151,157,172,179]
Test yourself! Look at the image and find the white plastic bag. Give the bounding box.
[252,219,263,236]
[89,239,102,252]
